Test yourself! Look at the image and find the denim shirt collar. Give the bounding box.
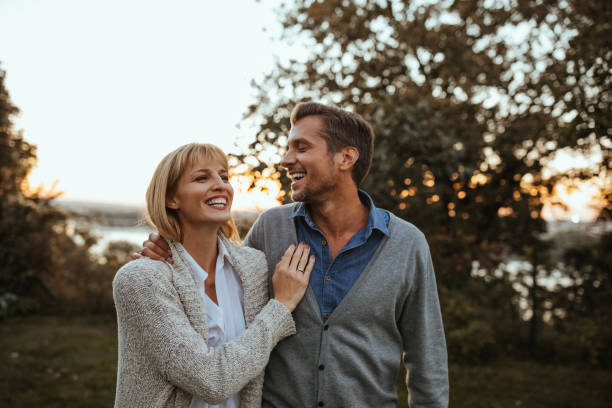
[289,190,390,238]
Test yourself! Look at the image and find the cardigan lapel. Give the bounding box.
[323,213,395,324]
[168,241,209,341]
[168,234,266,338]
[220,236,258,326]
[276,205,322,323]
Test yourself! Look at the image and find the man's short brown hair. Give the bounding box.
[290,102,375,186]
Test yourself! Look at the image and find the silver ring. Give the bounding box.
[297,268,305,273]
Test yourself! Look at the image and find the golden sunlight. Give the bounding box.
[23,178,63,200]
[541,178,607,222]
[230,173,282,211]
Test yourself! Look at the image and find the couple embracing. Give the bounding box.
[113,102,449,407]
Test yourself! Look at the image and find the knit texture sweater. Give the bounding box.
[112,237,296,408]
[245,204,449,408]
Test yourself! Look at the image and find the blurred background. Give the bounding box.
[1,0,610,407]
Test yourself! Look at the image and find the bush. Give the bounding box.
[446,320,497,363]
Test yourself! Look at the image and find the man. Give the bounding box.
[140,102,449,407]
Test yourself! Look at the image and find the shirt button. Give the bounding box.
[324,313,330,319]
[318,364,325,370]
[321,239,327,246]
[325,275,331,281]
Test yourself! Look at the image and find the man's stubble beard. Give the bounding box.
[290,161,337,204]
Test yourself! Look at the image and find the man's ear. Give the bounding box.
[335,146,359,171]
[166,196,179,210]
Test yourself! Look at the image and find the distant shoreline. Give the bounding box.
[54,199,264,238]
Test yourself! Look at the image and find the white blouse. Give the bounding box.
[181,239,246,408]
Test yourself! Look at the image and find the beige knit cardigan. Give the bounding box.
[112,237,296,408]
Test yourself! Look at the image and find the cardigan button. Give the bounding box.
[323,325,329,331]
[318,364,325,370]
[318,402,325,407]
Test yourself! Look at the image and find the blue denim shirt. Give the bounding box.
[290,190,390,322]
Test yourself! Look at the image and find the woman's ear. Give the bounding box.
[166,196,179,210]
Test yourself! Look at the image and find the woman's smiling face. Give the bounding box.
[166,157,234,229]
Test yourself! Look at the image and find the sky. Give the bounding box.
[0,0,605,220]
[0,0,293,207]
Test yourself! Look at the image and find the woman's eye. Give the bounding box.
[195,176,208,181]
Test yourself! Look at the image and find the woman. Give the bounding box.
[113,143,314,408]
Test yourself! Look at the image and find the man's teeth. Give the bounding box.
[291,172,306,181]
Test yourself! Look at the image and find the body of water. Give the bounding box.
[89,223,154,253]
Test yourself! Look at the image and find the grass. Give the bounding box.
[2,315,611,407]
[395,360,612,408]
[0,314,117,408]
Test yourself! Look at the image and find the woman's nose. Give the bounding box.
[212,174,230,190]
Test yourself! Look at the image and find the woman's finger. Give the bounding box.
[302,255,315,282]
[296,245,311,273]
[144,240,168,258]
[288,243,306,273]
[150,232,171,252]
[277,244,296,271]
[141,246,164,261]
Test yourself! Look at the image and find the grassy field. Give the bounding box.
[2,315,611,407]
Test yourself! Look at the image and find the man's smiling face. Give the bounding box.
[281,115,338,203]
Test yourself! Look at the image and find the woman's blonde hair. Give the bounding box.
[145,143,240,243]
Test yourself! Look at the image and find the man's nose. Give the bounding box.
[280,149,295,168]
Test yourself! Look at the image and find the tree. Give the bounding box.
[556,230,612,367]
[0,65,63,314]
[0,65,136,316]
[237,0,611,357]
[0,70,36,198]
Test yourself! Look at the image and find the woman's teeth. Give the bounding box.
[206,198,227,208]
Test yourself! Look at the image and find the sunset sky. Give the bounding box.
[0,0,295,208]
[0,0,604,220]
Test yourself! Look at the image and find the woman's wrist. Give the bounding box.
[262,299,296,338]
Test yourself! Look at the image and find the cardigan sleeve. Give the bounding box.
[113,259,295,405]
[398,235,449,408]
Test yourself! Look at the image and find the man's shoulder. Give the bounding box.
[226,240,266,264]
[258,203,299,222]
[387,213,428,245]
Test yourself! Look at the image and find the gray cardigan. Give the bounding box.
[245,204,449,407]
[112,237,296,408]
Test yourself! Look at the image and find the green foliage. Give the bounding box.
[0,65,65,314]
[0,64,137,316]
[240,0,610,274]
[46,229,138,314]
[0,68,36,198]
[556,231,612,367]
[441,276,523,362]
[447,319,497,363]
[236,0,610,363]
